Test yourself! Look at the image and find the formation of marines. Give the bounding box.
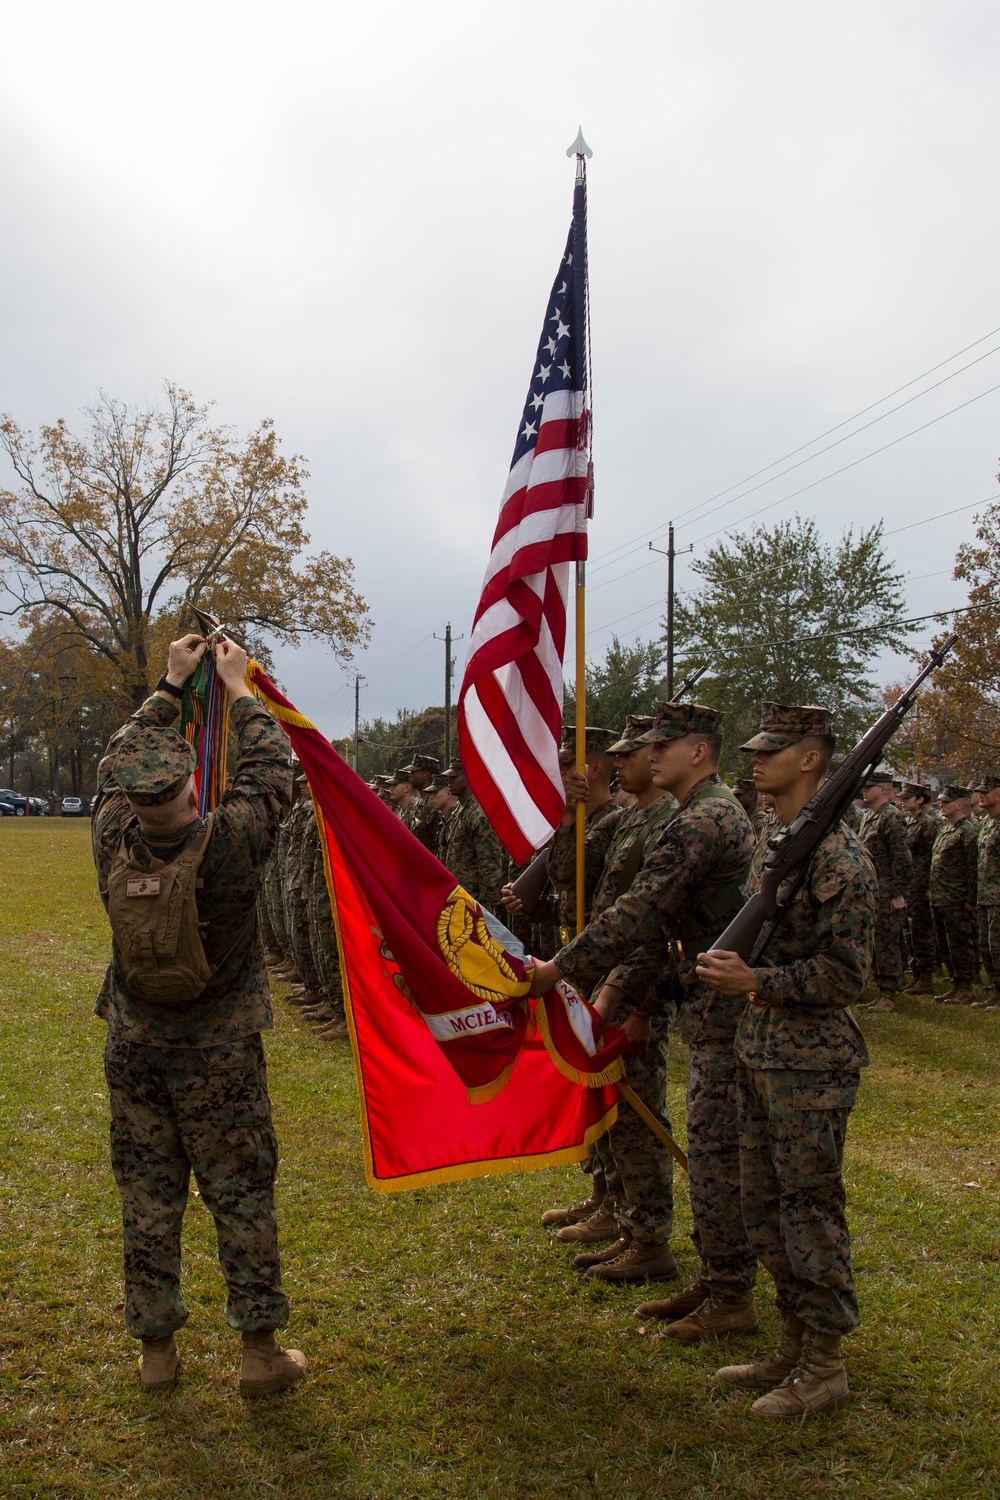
[113,636,1000,1416]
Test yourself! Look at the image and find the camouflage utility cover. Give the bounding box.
[607,715,656,754]
[638,702,723,743]
[739,702,832,754]
[101,722,197,806]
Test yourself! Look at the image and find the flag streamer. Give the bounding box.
[180,654,231,814]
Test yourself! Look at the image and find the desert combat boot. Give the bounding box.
[555,1200,619,1244]
[541,1176,607,1227]
[239,1330,308,1398]
[715,1314,805,1390]
[663,1291,759,1344]
[750,1329,849,1419]
[635,1275,711,1322]
[139,1334,180,1392]
[585,1238,678,1284]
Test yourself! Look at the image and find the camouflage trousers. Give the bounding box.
[264,853,288,955]
[286,881,322,993]
[871,899,904,989]
[737,1063,860,1336]
[978,907,996,981]
[307,853,345,1015]
[932,904,979,984]
[104,1032,288,1340]
[905,891,936,973]
[257,891,278,955]
[594,1016,673,1245]
[686,1039,757,1296]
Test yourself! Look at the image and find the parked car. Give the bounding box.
[28,796,48,816]
[0,787,29,816]
[0,798,16,817]
[60,795,85,818]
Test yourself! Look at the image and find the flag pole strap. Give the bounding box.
[618,1080,689,1172]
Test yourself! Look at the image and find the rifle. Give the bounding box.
[510,666,709,916]
[712,634,958,965]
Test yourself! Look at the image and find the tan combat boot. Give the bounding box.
[904,972,934,995]
[571,1232,632,1271]
[556,1202,619,1244]
[585,1240,678,1284]
[715,1313,804,1390]
[866,990,896,1013]
[942,987,975,1006]
[314,1020,351,1040]
[984,989,1000,1011]
[139,1334,180,1392]
[663,1292,760,1344]
[635,1276,710,1322]
[239,1330,308,1398]
[264,950,284,968]
[750,1329,849,1418]
[541,1179,606,1227]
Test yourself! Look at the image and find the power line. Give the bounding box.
[759,600,991,651]
[687,380,1000,546]
[884,494,994,537]
[585,321,1000,577]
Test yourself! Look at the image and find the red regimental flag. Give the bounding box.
[248,666,623,1192]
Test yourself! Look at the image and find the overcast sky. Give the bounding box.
[2,1,999,739]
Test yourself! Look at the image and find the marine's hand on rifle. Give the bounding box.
[164,634,208,689]
[890,896,906,912]
[695,949,756,995]
[213,637,253,700]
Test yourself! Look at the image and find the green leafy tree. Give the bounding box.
[672,517,910,770]
[564,636,665,735]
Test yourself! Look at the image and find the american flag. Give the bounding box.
[457,176,591,864]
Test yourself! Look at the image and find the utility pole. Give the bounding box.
[649,526,693,699]
[352,674,365,771]
[435,622,463,767]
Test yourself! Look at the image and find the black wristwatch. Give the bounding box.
[156,675,185,699]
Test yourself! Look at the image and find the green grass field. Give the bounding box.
[1,821,999,1498]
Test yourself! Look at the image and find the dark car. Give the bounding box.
[0,798,16,817]
[0,788,29,816]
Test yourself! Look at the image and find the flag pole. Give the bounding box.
[568,128,592,935]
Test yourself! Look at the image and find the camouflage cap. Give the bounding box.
[388,767,411,785]
[607,715,656,754]
[733,777,757,795]
[902,781,933,800]
[739,702,832,754]
[939,783,972,801]
[558,726,616,763]
[427,773,451,792]
[106,723,197,806]
[637,702,724,743]
[443,759,464,778]
[865,771,895,786]
[973,773,1000,793]
[401,754,441,775]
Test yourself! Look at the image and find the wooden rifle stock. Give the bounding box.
[509,847,551,920]
[710,635,958,965]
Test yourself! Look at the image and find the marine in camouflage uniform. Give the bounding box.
[303,811,349,1039]
[699,701,876,1418]
[541,702,757,1330]
[399,754,443,852]
[857,773,911,1010]
[92,635,304,1394]
[973,775,1000,1010]
[899,782,941,993]
[439,759,506,911]
[543,718,678,1269]
[263,806,294,966]
[930,785,980,1002]
[734,777,767,842]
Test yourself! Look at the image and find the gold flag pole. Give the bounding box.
[567,127,593,937]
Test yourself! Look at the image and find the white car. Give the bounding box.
[61,796,84,817]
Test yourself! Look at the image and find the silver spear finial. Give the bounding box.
[566,127,593,160]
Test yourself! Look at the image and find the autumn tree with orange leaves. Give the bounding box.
[0,384,370,712]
